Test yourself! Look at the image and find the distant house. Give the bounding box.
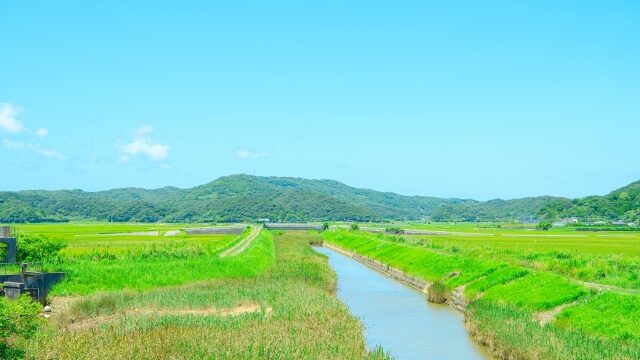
[612,220,627,226]
[553,217,579,227]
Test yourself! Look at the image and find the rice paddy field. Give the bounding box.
[323,224,640,359]
[2,224,389,359]
[6,221,640,359]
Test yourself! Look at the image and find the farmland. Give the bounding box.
[3,221,640,359]
[2,224,389,359]
[322,224,640,359]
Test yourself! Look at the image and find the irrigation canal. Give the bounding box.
[314,246,490,360]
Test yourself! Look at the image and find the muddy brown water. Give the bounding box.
[315,247,490,360]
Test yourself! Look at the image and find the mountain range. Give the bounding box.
[0,174,637,223]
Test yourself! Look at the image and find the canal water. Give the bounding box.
[314,247,490,360]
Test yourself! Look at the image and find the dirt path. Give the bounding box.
[575,280,640,295]
[66,303,272,332]
[220,226,261,258]
[77,231,160,237]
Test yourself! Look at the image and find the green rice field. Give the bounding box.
[323,225,640,359]
[4,221,640,359]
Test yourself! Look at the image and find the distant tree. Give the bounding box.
[350,223,359,231]
[537,220,553,231]
[385,227,405,235]
[322,222,330,231]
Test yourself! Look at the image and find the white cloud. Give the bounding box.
[133,124,153,137]
[37,147,65,160]
[0,103,25,133]
[236,149,270,159]
[118,125,169,162]
[35,128,49,138]
[2,138,65,160]
[2,139,26,150]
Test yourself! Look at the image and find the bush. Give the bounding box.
[427,281,449,303]
[385,227,405,234]
[17,234,66,263]
[537,220,553,230]
[0,295,42,358]
[350,223,359,231]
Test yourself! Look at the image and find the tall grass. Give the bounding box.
[323,229,640,359]
[466,300,640,360]
[49,231,274,295]
[555,292,640,340]
[27,232,389,359]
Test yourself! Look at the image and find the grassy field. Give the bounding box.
[25,231,388,359]
[12,223,276,295]
[1,223,392,359]
[355,223,640,289]
[323,226,640,359]
[8,221,640,359]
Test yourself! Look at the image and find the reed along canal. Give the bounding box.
[314,247,490,360]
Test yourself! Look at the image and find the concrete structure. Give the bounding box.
[0,266,65,303]
[264,223,323,231]
[185,226,246,235]
[1,226,17,263]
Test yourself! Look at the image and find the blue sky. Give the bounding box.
[0,1,638,200]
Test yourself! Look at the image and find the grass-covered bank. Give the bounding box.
[323,230,640,359]
[25,231,390,359]
[51,229,272,295]
[466,300,640,359]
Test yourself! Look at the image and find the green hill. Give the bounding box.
[0,174,571,223]
[539,181,640,223]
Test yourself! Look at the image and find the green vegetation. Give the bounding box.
[556,292,640,340]
[25,231,389,359]
[0,174,570,223]
[539,180,640,223]
[322,227,640,359]
[467,300,640,360]
[481,273,587,311]
[6,174,639,224]
[15,224,273,295]
[17,234,66,263]
[0,295,42,359]
[353,223,640,289]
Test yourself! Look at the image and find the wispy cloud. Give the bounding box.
[118,124,169,162]
[236,149,270,159]
[35,128,49,138]
[2,139,26,150]
[0,103,25,133]
[2,139,65,160]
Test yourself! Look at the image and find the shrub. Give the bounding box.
[0,295,42,358]
[385,227,405,235]
[427,281,449,303]
[537,220,553,230]
[17,234,66,263]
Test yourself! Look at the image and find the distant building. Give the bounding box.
[553,217,579,227]
[264,223,323,231]
[612,220,627,226]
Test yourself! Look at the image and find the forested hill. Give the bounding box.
[1,174,568,223]
[538,181,640,223]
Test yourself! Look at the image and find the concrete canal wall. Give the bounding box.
[322,242,467,312]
